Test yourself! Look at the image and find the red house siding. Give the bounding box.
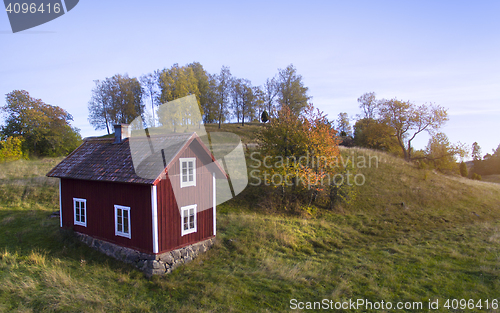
[61,178,153,253]
[156,141,215,253]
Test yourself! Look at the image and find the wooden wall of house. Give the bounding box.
[61,178,153,253]
[156,140,215,253]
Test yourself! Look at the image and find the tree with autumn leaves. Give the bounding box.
[1,90,81,158]
[258,103,351,209]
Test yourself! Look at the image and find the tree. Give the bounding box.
[258,104,340,206]
[276,64,311,115]
[377,98,448,161]
[261,110,269,123]
[494,144,500,158]
[2,90,81,157]
[424,132,460,172]
[0,136,23,162]
[214,66,232,129]
[471,142,482,161]
[157,94,201,133]
[231,78,256,126]
[263,77,278,115]
[187,62,215,124]
[140,71,159,127]
[252,86,265,121]
[353,118,399,153]
[201,73,219,124]
[88,74,144,134]
[158,64,199,105]
[157,64,203,130]
[337,112,352,137]
[471,142,500,176]
[459,161,468,177]
[301,104,341,205]
[231,78,244,124]
[357,92,378,119]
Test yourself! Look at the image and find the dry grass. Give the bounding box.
[1,150,500,312]
[481,174,500,184]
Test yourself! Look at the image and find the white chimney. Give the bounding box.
[114,124,131,144]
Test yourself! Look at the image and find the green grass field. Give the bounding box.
[1,144,500,312]
[482,174,500,184]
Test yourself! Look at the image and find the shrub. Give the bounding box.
[459,161,468,177]
[0,136,24,162]
[472,173,482,181]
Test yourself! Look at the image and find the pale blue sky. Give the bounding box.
[1,1,499,157]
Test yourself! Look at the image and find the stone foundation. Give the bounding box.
[75,232,215,276]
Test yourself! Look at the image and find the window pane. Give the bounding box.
[81,202,85,209]
[188,174,193,181]
[182,162,187,179]
[189,209,195,229]
[117,210,122,232]
[76,207,80,222]
[123,211,128,233]
[75,202,79,209]
[81,208,85,223]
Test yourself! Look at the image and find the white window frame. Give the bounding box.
[181,204,197,236]
[114,205,131,239]
[180,157,196,188]
[73,198,87,227]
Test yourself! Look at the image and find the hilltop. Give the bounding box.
[1,132,500,311]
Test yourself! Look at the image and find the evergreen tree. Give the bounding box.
[261,110,269,123]
[459,161,468,177]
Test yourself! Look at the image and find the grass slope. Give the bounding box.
[1,148,500,312]
[96,122,265,145]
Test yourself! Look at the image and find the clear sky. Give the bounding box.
[1,1,499,157]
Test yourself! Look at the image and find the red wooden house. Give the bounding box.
[47,124,225,274]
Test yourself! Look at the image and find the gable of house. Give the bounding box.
[47,131,223,255]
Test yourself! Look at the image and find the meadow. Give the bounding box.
[1,142,500,312]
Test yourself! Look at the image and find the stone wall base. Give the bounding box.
[75,232,215,276]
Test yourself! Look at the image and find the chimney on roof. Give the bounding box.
[114,124,130,144]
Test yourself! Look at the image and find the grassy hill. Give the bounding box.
[95,122,265,145]
[482,174,500,184]
[1,143,500,311]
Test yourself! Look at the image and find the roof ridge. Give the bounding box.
[84,137,114,142]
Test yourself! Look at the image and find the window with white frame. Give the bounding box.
[73,198,87,227]
[114,205,131,238]
[180,158,196,187]
[181,204,197,236]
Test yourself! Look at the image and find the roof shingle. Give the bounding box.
[47,133,195,184]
